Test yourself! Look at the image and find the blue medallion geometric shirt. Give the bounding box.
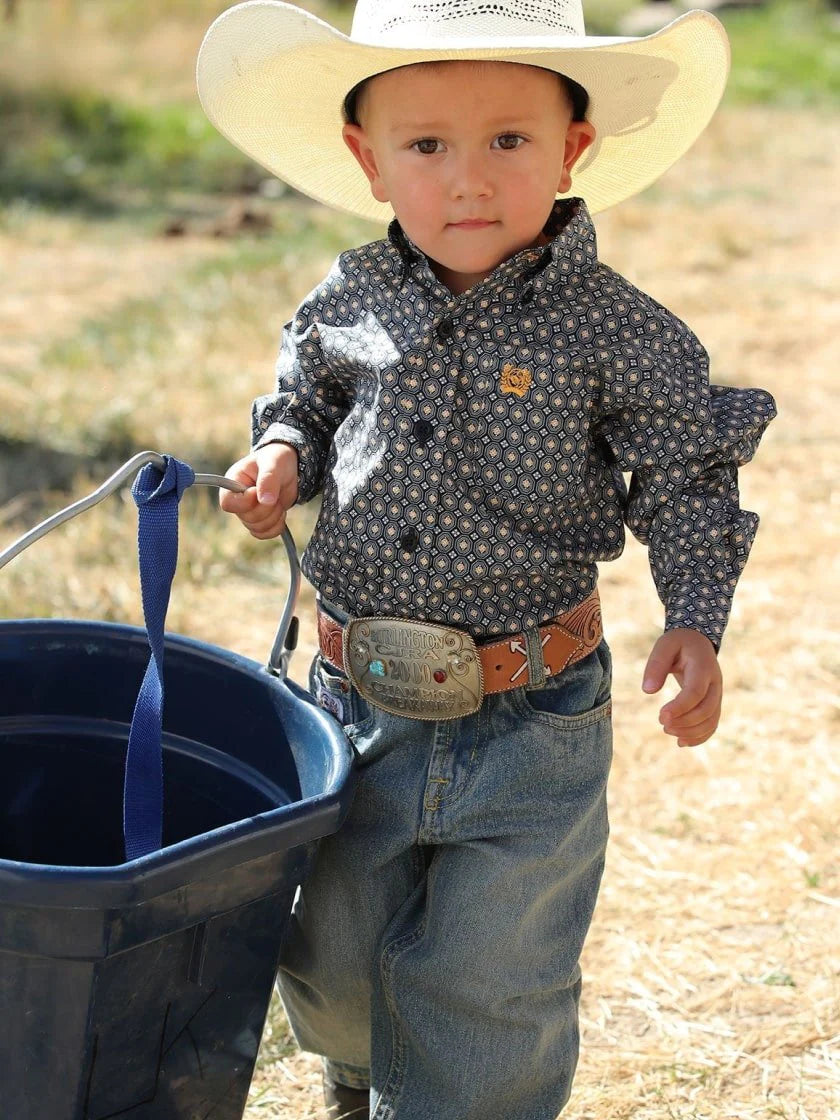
[253,197,776,649]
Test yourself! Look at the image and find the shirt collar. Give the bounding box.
[386,197,598,299]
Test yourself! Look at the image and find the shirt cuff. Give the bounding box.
[663,577,738,651]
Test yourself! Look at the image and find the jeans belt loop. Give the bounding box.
[522,621,547,690]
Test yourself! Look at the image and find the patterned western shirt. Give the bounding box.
[253,198,776,649]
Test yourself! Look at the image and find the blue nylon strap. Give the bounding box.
[123,456,195,860]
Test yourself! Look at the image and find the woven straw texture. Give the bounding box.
[351,0,584,41]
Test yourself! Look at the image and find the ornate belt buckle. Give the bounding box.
[343,616,484,720]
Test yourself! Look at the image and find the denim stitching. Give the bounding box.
[460,697,489,803]
[424,703,489,823]
[374,921,426,1119]
[419,718,453,836]
[511,689,612,729]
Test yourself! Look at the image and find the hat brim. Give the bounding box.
[197,1,729,220]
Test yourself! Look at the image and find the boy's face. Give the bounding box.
[343,61,596,295]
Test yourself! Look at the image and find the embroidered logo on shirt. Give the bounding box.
[500,364,533,397]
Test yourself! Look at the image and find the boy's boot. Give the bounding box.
[323,1072,369,1118]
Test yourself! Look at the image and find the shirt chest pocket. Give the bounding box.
[453,378,590,516]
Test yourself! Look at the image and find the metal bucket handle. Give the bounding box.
[0,450,301,679]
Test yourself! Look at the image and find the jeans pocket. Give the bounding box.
[516,640,612,729]
[310,654,372,730]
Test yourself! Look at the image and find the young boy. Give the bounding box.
[198,2,776,1116]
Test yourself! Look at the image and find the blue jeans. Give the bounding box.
[277,639,613,1120]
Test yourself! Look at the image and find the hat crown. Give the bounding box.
[350,0,586,45]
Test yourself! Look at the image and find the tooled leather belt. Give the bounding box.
[316,589,602,720]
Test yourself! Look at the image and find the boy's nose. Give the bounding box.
[448,152,493,201]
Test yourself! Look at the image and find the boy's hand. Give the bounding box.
[642,628,722,747]
[219,443,299,539]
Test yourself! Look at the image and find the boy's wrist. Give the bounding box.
[663,620,720,654]
[664,625,718,651]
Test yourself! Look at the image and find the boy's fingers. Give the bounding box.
[642,645,675,693]
[218,447,297,538]
[225,455,259,487]
[254,444,298,507]
[241,501,284,531]
[249,520,287,540]
[661,680,716,722]
[247,508,287,539]
[219,486,258,515]
[255,470,280,506]
[660,664,715,720]
[219,455,260,513]
[675,717,720,747]
[664,691,721,731]
[220,488,283,533]
[255,475,297,511]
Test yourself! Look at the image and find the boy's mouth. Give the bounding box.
[448,219,497,230]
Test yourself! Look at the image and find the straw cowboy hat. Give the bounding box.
[197,0,730,220]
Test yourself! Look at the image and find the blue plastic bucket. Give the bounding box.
[0,454,355,1120]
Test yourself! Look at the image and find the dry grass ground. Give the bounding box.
[1,82,838,1120]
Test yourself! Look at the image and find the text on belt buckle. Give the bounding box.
[343,616,484,720]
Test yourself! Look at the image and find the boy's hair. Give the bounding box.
[343,64,590,126]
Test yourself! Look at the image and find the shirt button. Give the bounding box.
[400,528,419,552]
[413,418,433,445]
[435,317,454,341]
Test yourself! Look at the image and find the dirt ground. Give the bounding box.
[2,103,839,1118]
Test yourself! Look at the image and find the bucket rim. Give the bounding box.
[0,619,355,906]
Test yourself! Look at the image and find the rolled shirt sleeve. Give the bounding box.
[593,299,777,648]
[252,272,351,503]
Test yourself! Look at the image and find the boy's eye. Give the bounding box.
[412,138,443,155]
[493,133,525,151]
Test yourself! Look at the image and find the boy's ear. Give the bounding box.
[342,124,389,204]
[559,121,597,194]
